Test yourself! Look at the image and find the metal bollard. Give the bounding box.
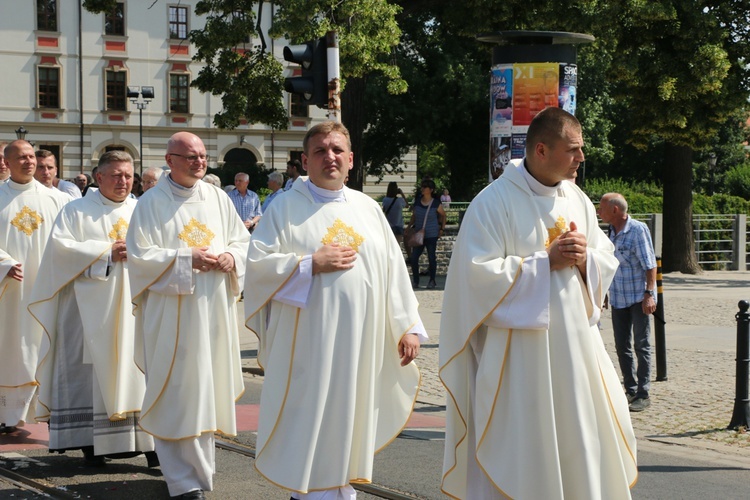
[728,300,750,430]
[653,257,668,381]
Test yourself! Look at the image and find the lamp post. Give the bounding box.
[15,126,28,140]
[708,153,717,196]
[127,86,154,175]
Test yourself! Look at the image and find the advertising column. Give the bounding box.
[480,31,593,181]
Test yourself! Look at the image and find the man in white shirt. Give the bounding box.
[34,150,80,199]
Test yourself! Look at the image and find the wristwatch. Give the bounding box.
[645,289,655,297]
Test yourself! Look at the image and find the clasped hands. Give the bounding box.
[548,221,587,272]
[192,247,235,273]
[111,240,128,262]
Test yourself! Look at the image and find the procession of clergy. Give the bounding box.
[1,109,639,500]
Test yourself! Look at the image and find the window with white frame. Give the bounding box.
[36,0,57,31]
[170,73,190,113]
[106,69,127,111]
[38,66,60,108]
[104,2,125,36]
[290,93,308,118]
[168,5,189,39]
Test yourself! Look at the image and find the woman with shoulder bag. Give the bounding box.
[382,181,409,248]
[408,179,446,289]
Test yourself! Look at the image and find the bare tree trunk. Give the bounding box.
[341,76,366,192]
[662,142,701,273]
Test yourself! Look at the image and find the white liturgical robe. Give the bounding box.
[29,191,153,455]
[245,178,422,495]
[440,161,637,500]
[126,176,249,440]
[0,179,68,426]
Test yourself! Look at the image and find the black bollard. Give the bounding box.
[653,257,668,381]
[728,300,750,430]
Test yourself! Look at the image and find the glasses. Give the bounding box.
[168,153,207,163]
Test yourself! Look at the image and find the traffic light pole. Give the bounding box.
[325,31,341,122]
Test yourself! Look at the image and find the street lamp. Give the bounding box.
[127,86,154,175]
[15,126,28,140]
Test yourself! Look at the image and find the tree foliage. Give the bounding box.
[191,2,288,130]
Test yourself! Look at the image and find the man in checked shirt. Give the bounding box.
[599,192,657,412]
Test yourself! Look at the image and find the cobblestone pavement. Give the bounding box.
[410,271,750,455]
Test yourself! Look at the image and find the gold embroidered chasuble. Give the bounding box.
[0,180,68,426]
[126,177,250,440]
[28,192,153,454]
[440,163,638,500]
[245,178,421,494]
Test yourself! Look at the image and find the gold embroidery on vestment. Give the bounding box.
[11,206,44,236]
[544,216,569,248]
[321,218,365,252]
[108,217,130,240]
[178,218,215,247]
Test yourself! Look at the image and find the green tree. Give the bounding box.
[448,0,750,273]
[600,1,750,273]
[267,0,408,191]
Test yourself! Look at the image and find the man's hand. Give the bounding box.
[215,252,235,273]
[642,294,657,315]
[111,240,128,262]
[6,263,23,282]
[192,247,219,272]
[311,244,357,275]
[548,221,588,272]
[398,334,420,366]
[244,220,253,230]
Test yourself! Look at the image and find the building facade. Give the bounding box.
[0,1,416,196]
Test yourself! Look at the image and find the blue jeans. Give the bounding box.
[410,236,438,284]
[612,303,652,398]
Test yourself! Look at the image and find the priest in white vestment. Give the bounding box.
[440,108,638,500]
[29,151,155,465]
[126,132,250,500]
[0,140,68,432]
[246,122,426,500]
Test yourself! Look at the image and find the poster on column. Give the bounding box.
[512,62,559,127]
[558,63,577,115]
[489,65,513,180]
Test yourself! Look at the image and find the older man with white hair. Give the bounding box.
[261,171,284,212]
[140,166,164,193]
[228,172,261,232]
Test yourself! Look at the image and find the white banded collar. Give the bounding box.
[519,160,563,197]
[307,180,346,203]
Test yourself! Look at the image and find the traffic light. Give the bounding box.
[283,36,328,108]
